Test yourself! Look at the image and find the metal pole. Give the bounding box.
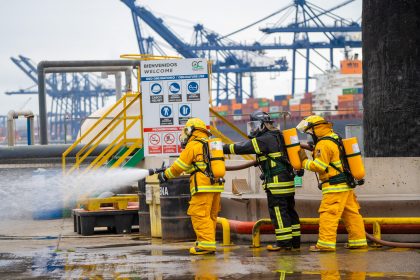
[37,65,48,144]
[37,60,140,145]
[7,117,14,146]
[115,72,122,100]
[305,48,310,94]
[292,49,296,97]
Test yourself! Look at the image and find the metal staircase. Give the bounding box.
[62,92,144,174]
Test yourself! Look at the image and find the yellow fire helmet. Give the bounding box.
[296,115,331,133]
[180,118,210,148]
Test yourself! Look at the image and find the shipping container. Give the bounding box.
[342,88,363,95]
[232,103,242,110]
[290,105,300,111]
[340,59,362,74]
[274,95,288,101]
[338,95,356,102]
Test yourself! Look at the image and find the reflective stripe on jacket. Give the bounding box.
[302,132,352,194]
[223,130,295,196]
[165,131,224,195]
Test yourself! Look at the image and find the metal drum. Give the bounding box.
[160,176,195,241]
[138,179,151,236]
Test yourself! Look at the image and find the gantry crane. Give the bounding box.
[122,0,289,104]
[6,55,115,141]
[122,0,361,98]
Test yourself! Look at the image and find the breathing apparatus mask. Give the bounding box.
[296,116,331,144]
[247,111,272,138]
[180,126,194,149]
[247,121,266,138]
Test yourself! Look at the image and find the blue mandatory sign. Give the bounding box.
[187,81,199,93]
[160,106,172,117]
[169,82,181,94]
[179,105,191,116]
[151,83,162,94]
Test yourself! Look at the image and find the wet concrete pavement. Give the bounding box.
[0,219,420,279]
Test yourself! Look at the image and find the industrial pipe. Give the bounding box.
[37,60,140,144]
[7,110,34,146]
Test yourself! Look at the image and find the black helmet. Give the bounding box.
[250,111,272,123]
[247,111,272,138]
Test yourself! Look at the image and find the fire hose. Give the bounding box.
[364,232,420,249]
[224,144,420,249]
[225,143,313,171]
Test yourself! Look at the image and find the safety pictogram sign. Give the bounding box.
[149,82,164,103]
[141,58,210,156]
[159,105,173,125]
[163,132,177,153]
[187,80,200,101]
[178,103,192,125]
[163,133,175,145]
[148,133,162,154]
[149,133,160,145]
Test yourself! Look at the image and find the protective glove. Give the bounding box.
[157,171,168,184]
[298,149,308,162]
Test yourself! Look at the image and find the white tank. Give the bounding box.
[79,96,142,145]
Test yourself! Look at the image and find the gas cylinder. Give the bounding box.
[342,137,365,180]
[208,138,226,178]
[283,128,302,170]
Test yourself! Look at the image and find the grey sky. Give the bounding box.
[0,0,361,116]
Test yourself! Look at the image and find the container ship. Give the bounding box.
[213,56,363,140]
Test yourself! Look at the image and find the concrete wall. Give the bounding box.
[220,157,420,221]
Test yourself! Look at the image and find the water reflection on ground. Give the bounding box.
[1,241,419,280]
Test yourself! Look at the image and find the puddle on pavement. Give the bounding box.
[1,246,420,279]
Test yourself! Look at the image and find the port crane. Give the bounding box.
[122,0,361,99]
[122,0,289,104]
[6,55,115,141]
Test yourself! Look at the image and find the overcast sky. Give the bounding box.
[0,0,361,116]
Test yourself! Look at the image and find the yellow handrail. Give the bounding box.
[210,107,248,139]
[62,94,128,163]
[72,94,141,169]
[210,126,254,161]
[62,92,142,174]
[110,139,142,168]
[85,117,141,172]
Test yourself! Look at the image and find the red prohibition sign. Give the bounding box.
[164,133,175,144]
[149,134,160,145]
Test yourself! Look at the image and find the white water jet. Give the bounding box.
[0,168,150,220]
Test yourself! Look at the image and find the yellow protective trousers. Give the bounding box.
[317,190,367,250]
[187,192,221,251]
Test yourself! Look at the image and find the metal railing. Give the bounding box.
[62,92,142,174]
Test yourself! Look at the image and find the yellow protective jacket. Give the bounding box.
[164,130,224,195]
[302,128,352,194]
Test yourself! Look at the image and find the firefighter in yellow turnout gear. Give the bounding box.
[296,115,367,252]
[157,118,224,255]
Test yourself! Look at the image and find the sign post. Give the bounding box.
[141,58,210,156]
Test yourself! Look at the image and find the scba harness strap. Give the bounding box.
[190,139,225,192]
[255,132,295,183]
[317,136,363,189]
